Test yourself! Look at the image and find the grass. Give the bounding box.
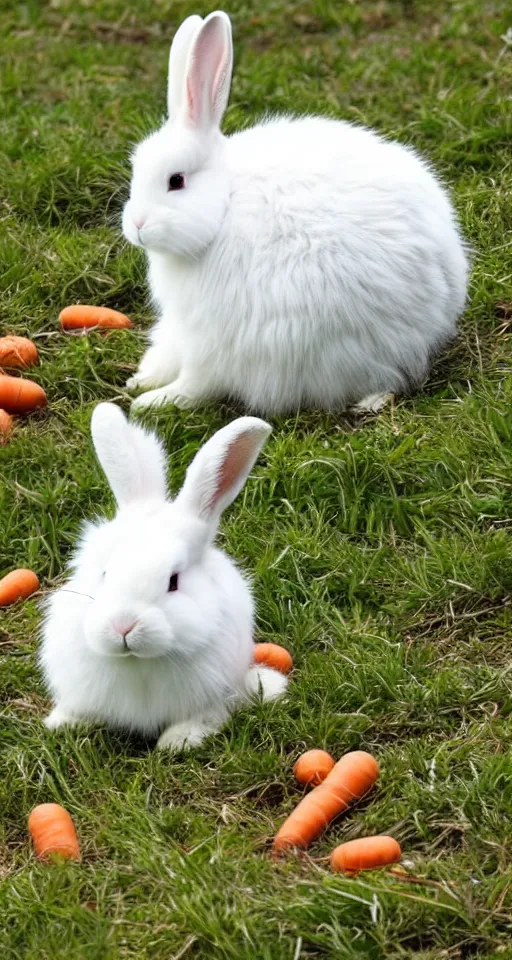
[1,0,511,957]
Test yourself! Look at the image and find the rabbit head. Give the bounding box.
[122,11,233,257]
[78,403,270,661]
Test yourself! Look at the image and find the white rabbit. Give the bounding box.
[122,10,469,415]
[39,403,287,751]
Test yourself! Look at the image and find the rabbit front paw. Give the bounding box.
[127,346,180,392]
[352,392,394,414]
[44,705,78,730]
[157,719,219,752]
[126,372,157,391]
[131,378,202,412]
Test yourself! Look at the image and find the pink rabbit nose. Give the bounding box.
[133,214,146,230]
[112,618,137,639]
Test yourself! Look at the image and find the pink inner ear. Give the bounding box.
[185,18,228,127]
[210,434,256,509]
[186,69,197,120]
[212,61,228,116]
[186,56,214,125]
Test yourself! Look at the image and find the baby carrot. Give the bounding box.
[28,804,80,861]
[294,750,335,787]
[0,569,40,606]
[0,374,47,414]
[273,751,379,853]
[330,836,401,873]
[253,642,293,674]
[59,305,133,330]
[0,336,38,369]
[0,408,13,443]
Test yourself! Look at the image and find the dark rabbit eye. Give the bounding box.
[168,173,185,191]
[168,573,179,592]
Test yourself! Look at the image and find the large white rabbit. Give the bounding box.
[39,403,287,750]
[122,11,469,415]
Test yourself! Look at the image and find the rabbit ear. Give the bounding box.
[177,417,271,531]
[183,11,233,132]
[90,403,168,507]
[167,14,203,120]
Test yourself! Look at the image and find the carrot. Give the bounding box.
[0,374,47,414]
[59,305,133,330]
[294,749,335,787]
[330,836,401,874]
[28,803,80,861]
[253,642,293,674]
[0,569,40,606]
[0,408,13,443]
[273,751,379,853]
[0,335,38,369]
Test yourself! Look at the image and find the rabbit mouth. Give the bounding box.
[136,223,170,252]
[98,648,160,661]
[121,208,147,249]
[97,648,134,660]
[117,645,168,661]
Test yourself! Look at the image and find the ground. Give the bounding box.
[0,1,511,958]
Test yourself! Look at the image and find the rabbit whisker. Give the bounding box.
[60,589,95,601]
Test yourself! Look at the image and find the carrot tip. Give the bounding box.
[59,305,133,330]
[0,336,38,369]
[294,749,336,787]
[0,408,14,442]
[28,803,81,862]
[0,569,40,606]
[330,836,402,874]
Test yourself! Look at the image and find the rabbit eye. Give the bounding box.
[168,173,185,191]
[168,573,179,592]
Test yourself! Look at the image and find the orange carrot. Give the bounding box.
[0,335,38,369]
[0,374,47,414]
[0,569,40,606]
[273,751,379,853]
[59,305,133,330]
[253,642,293,674]
[330,836,401,873]
[0,408,13,443]
[294,749,335,787]
[28,803,80,861]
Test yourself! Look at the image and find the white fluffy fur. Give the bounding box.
[40,403,287,751]
[122,10,469,415]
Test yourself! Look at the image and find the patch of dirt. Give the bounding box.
[6,693,47,715]
[44,13,164,45]
[241,780,287,809]
[360,3,400,31]
[244,28,281,53]
[292,13,326,34]
[402,594,511,654]
[495,300,512,333]
[0,843,20,880]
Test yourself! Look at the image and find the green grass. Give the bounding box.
[1,0,511,957]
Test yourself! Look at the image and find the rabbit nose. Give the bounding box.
[112,618,137,640]
[133,214,146,230]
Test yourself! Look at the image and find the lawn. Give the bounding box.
[1,0,511,957]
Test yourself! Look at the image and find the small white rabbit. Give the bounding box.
[39,403,287,751]
[122,10,469,415]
